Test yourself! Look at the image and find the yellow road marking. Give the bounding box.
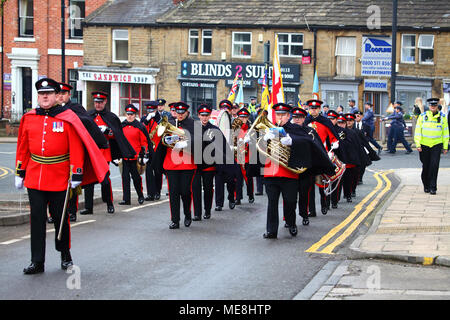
[305,171,384,253]
[0,166,14,179]
[319,171,392,254]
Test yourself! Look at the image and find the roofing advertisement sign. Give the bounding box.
[361,37,392,77]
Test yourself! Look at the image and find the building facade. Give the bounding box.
[0,0,107,122]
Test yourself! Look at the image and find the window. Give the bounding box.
[189,29,199,54]
[120,84,151,117]
[19,0,34,37]
[418,34,434,64]
[278,33,303,57]
[69,0,85,39]
[68,69,82,104]
[335,37,356,77]
[202,30,212,55]
[183,84,215,120]
[112,29,129,63]
[232,32,252,58]
[401,34,416,63]
[325,90,354,111]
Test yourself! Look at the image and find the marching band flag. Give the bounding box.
[235,77,244,106]
[261,69,271,111]
[227,73,240,103]
[312,69,320,100]
[270,35,284,122]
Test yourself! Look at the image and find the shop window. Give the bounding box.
[113,29,129,63]
[19,0,34,37]
[69,0,85,39]
[189,29,199,54]
[183,85,215,120]
[202,30,212,55]
[335,37,356,77]
[418,34,434,64]
[325,90,354,111]
[401,34,416,63]
[232,32,252,58]
[278,33,303,57]
[119,83,151,117]
[396,90,428,114]
[68,69,82,104]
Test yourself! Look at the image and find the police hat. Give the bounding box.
[327,110,339,119]
[237,107,251,117]
[272,103,292,113]
[250,96,257,100]
[219,99,233,110]
[145,101,159,110]
[395,101,403,106]
[125,104,139,114]
[158,99,166,106]
[354,110,363,116]
[35,78,61,93]
[395,106,403,112]
[92,91,108,102]
[427,98,440,106]
[291,107,307,117]
[59,82,73,92]
[197,104,212,115]
[306,99,323,109]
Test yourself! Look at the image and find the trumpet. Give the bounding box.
[253,112,307,175]
[154,116,187,149]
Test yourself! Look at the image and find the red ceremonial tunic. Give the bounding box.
[15,113,85,191]
[94,114,114,162]
[163,148,197,171]
[122,123,148,161]
[309,121,338,152]
[146,118,161,152]
[264,159,298,179]
[237,122,251,164]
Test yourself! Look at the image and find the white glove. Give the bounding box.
[15,176,24,190]
[99,125,108,133]
[280,134,292,146]
[112,159,120,166]
[143,157,149,164]
[71,180,81,188]
[164,135,180,145]
[174,140,188,150]
[331,141,339,150]
[263,131,275,141]
[243,135,251,143]
[146,112,155,121]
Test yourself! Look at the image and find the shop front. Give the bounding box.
[78,66,159,119]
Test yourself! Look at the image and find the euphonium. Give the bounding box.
[231,118,246,164]
[253,112,307,175]
[155,116,187,148]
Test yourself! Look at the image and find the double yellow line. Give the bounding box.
[0,166,14,179]
[305,170,393,254]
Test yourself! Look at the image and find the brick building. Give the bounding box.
[81,0,449,132]
[0,0,107,122]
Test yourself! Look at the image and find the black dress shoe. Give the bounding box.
[351,191,356,198]
[107,205,115,214]
[430,190,436,195]
[193,216,202,221]
[61,251,73,270]
[229,201,236,210]
[169,222,179,229]
[255,192,263,196]
[184,217,192,227]
[47,216,54,223]
[138,197,145,205]
[263,232,277,239]
[203,212,211,219]
[309,212,317,217]
[249,196,255,203]
[302,218,309,226]
[321,207,328,215]
[154,193,161,200]
[69,213,77,222]
[289,225,298,237]
[79,209,93,215]
[346,197,352,203]
[145,195,154,201]
[215,206,222,211]
[332,203,338,209]
[23,262,44,275]
[424,188,430,193]
[235,200,242,205]
[119,200,130,205]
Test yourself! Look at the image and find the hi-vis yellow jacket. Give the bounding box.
[414,111,449,149]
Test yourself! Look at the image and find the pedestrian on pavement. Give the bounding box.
[362,102,383,154]
[15,78,109,274]
[383,102,413,154]
[414,98,449,195]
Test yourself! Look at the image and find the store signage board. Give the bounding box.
[361,37,392,77]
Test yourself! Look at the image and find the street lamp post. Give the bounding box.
[61,0,66,82]
[390,0,398,103]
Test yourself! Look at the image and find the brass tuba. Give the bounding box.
[154,116,187,148]
[253,112,307,175]
[231,117,246,164]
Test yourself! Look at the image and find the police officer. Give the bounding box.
[120,104,149,205]
[384,102,413,154]
[157,98,171,119]
[16,78,109,274]
[414,98,449,194]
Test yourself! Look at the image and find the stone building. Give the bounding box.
[0,0,108,124]
[80,0,449,135]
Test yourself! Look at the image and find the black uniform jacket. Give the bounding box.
[352,126,380,162]
[334,125,365,166]
[87,109,136,160]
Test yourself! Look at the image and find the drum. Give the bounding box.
[209,109,232,142]
[315,152,346,192]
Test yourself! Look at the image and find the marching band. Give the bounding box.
[16,77,385,274]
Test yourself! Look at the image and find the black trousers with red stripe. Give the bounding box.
[83,172,113,210]
[121,159,144,202]
[236,164,254,201]
[298,171,313,218]
[166,169,195,223]
[192,169,215,217]
[27,188,70,263]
